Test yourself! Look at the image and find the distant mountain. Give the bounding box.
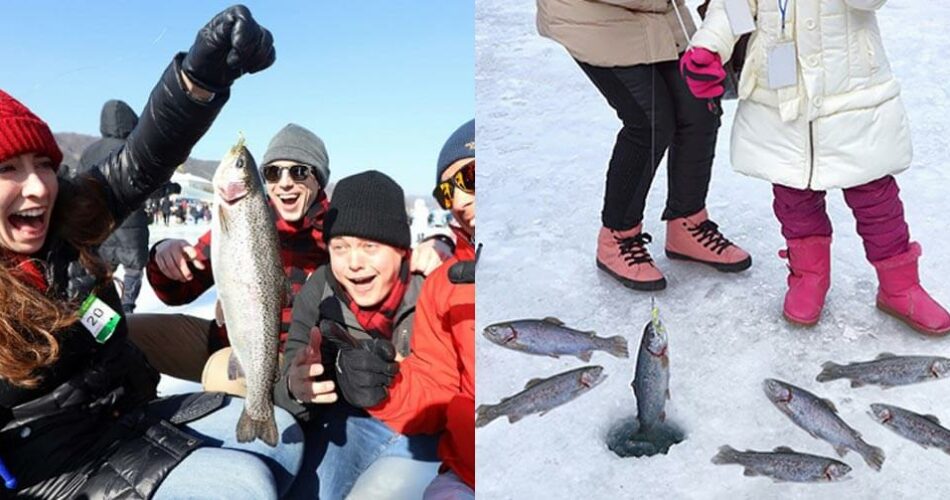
[54,132,218,180]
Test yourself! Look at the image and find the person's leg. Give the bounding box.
[125,313,214,382]
[121,267,143,314]
[845,176,950,335]
[177,395,304,497]
[656,60,751,271]
[772,184,834,325]
[576,60,674,290]
[423,471,475,500]
[841,175,909,262]
[153,448,277,500]
[576,60,674,230]
[290,404,437,499]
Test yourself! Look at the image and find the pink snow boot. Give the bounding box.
[597,225,666,291]
[665,209,752,272]
[872,242,950,336]
[779,236,832,326]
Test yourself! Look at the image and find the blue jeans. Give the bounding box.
[154,395,304,499]
[288,403,440,499]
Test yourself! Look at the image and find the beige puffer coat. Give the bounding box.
[537,0,696,67]
[691,0,911,190]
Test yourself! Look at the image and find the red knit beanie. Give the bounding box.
[0,90,63,168]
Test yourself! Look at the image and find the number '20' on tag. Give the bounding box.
[79,294,121,344]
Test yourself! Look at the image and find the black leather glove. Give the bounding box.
[182,4,276,93]
[335,338,399,408]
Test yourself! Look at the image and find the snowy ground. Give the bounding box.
[475,2,950,499]
[125,222,435,500]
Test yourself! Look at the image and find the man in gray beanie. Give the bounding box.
[127,123,335,393]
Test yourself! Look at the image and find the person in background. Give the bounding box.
[78,99,149,314]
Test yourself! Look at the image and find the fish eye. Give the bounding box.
[236,157,245,169]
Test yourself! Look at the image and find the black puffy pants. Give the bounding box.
[577,58,721,230]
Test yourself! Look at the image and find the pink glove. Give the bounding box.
[680,48,726,99]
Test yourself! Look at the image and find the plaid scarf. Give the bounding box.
[334,259,411,340]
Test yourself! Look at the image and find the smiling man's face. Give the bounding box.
[329,235,406,308]
[264,159,321,222]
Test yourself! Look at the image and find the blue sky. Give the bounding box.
[1,1,474,196]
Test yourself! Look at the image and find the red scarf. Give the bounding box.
[452,225,476,261]
[3,251,48,292]
[339,260,410,340]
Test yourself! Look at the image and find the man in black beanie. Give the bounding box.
[278,170,439,499]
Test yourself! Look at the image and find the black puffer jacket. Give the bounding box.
[79,100,150,270]
[0,54,229,499]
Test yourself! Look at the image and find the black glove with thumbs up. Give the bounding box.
[334,338,400,408]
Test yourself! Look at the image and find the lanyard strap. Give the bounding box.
[778,0,791,35]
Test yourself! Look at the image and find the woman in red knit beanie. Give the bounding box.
[0,7,309,500]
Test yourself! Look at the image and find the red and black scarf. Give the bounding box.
[334,258,411,340]
[3,251,48,293]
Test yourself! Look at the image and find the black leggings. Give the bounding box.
[578,59,720,230]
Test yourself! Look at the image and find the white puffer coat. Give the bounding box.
[691,0,911,190]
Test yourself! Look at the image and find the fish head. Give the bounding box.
[482,323,517,345]
[580,366,607,388]
[824,462,851,481]
[213,137,259,206]
[762,379,793,405]
[869,403,893,424]
[931,359,950,379]
[642,319,668,357]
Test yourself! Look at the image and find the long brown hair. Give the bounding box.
[0,173,114,387]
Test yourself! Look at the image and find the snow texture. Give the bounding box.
[128,223,435,500]
[475,1,950,498]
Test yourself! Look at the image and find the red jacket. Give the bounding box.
[146,195,330,350]
[452,225,476,261]
[367,257,475,488]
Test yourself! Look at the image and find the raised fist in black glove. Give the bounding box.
[183,4,276,93]
[335,338,400,408]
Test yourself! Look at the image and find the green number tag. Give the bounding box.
[78,294,121,344]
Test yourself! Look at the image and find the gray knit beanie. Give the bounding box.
[436,119,475,185]
[262,123,330,187]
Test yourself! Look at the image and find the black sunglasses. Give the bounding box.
[432,161,475,209]
[262,164,315,183]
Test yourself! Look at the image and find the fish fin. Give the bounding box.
[474,404,499,428]
[577,351,592,362]
[236,408,278,447]
[942,447,950,456]
[659,411,666,422]
[850,380,866,388]
[876,352,897,359]
[214,299,226,327]
[822,398,839,413]
[666,388,671,400]
[773,446,795,453]
[227,352,245,381]
[861,445,885,471]
[923,414,942,424]
[816,361,842,382]
[539,410,549,417]
[834,446,849,458]
[548,353,560,359]
[508,413,525,424]
[524,378,544,390]
[711,445,740,465]
[542,317,564,326]
[218,203,229,234]
[743,468,759,477]
[602,335,630,359]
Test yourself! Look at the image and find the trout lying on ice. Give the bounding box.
[482,318,628,361]
[475,366,606,427]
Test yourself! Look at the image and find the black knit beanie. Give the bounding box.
[325,170,410,249]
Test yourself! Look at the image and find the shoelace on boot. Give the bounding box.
[616,232,655,265]
[688,220,734,255]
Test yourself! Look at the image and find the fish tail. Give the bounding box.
[816,361,843,382]
[236,407,279,447]
[601,335,630,359]
[475,404,501,428]
[859,444,885,471]
[711,445,741,465]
